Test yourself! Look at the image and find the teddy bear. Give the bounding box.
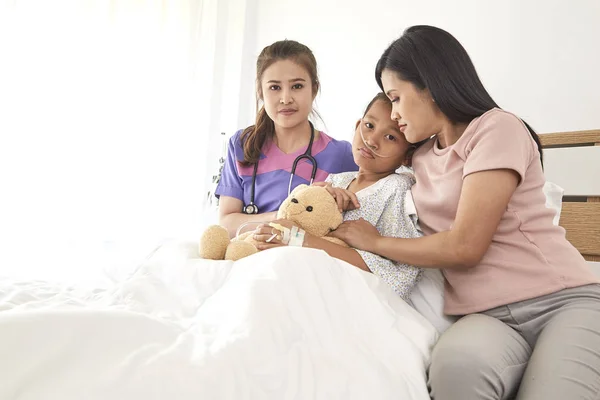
[199,184,348,261]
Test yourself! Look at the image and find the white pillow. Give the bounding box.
[590,262,600,278]
[409,181,565,334]
[410,269,456,334]
[543,181,564,225]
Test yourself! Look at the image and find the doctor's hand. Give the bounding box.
[329,218,380,252]
[312,182,360,213]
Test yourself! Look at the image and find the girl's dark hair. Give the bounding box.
[375,25,543,165]
[241,40,320,165]
[363,92,390,117]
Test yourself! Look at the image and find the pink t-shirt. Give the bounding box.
[412,108,599,315]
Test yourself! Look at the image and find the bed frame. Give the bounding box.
[540,129,600,262]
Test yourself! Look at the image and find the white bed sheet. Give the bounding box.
[0,242,438,400]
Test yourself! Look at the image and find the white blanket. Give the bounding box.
[0,242,438,400]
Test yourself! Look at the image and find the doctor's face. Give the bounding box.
[260,59,315,131]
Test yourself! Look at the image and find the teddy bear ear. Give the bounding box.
[290,184,309,196]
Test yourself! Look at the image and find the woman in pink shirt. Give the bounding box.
[332,25,600,400]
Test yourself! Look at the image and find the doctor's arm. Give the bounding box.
[218,196,278,238]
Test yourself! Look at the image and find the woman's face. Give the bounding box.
[352,99,410,174]
[260,59,315,131]
[380,69,443,144]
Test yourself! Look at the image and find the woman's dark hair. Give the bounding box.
[375,25,543,165]
[241,40,320,165]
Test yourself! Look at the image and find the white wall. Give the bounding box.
[235,0,600,140]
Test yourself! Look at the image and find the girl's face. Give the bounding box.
[352,99,411,174]
[380,69,443,144]
[260,59,315,131]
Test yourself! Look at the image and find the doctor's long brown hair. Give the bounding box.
[241,40,320,166]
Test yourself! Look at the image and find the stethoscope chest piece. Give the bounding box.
[242,203,259,215]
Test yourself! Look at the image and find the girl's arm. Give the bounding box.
[302,235,369,271]
[253,221,369,271]
[219,196,278,238]
[331,169,520,270]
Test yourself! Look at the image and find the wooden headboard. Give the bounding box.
[540,129,600,261]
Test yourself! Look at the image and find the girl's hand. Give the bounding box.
[253,219,307,250]
[329,218,380,252]
[312,182,360,212]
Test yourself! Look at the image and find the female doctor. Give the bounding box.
[215,40,358,237]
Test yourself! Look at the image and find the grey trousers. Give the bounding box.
[428,284,600,400]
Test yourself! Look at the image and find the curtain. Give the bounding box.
[0,0,235,278]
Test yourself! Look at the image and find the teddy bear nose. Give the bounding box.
[291,198,299,203]
[306,206,313,212]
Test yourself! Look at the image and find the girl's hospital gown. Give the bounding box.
[326,171,422,301]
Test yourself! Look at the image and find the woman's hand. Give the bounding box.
[312,182,360,212]
[329,218,380,252]
[253,219,308,250]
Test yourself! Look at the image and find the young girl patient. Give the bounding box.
[254,93,422,301]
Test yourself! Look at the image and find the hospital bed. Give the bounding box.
[0,130,598,400]
[540,129,600,263]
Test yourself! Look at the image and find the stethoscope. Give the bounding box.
[242,122,318,215]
